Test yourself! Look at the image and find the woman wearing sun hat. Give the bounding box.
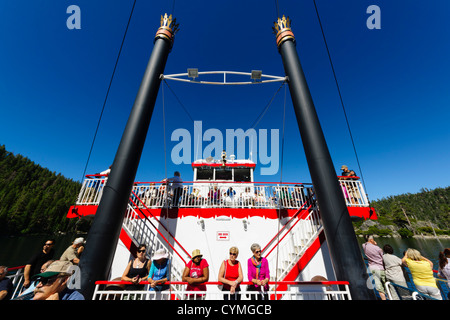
[148,248,171,291]
[182,249,209,299]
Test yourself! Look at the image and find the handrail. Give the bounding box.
[261,192,315,256]
[134,180,313,185]
[265,204,316,258]
[94,280,349,286]
[337,176,360,180]
[7,265,25,272]
[130,190,191,259]
[127,198,189,264]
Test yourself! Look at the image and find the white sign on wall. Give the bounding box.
[217,231,230,241]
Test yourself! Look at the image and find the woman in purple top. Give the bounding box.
[247,243,270,300]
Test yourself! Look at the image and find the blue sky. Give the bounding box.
[1,0,449,201]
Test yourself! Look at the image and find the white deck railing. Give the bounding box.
[76,177,370,209]
[92,281,352,300]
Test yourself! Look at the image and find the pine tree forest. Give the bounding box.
[0,145,449,237]
[0,145,81,235]
[369,186,450,235]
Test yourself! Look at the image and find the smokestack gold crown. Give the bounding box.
[155,13,179,43]
[273,15,295,48]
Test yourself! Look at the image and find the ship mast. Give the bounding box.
[78,14,179,299]
[273,15,375,300]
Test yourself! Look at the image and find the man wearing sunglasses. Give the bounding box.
[32,260,84,300]
[23,239,55,288]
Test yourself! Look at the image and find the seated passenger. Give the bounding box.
[148,249,171,292]
[218,246,243,300]
[121,244,150,291]
[182,249,209,300]
[247,243,269,300]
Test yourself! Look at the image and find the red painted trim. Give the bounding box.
[347,207,377,219]
[66,205,97,218]
[68,205,377,221]
[119,228,133,252]
[67,206,301,220]
[192,162,256,168]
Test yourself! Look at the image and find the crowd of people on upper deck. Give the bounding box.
[83,166,365,209]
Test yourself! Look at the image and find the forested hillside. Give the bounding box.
[0,145,81,235]
[360,186,450,237]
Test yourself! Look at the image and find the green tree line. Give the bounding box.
[370,186,450,235]
[0,145,81,235]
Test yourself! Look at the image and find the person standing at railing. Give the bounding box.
[362,235,387,300]
[340,165,359,204]
[340,165,356,177]
[209,185,221,206]
[182,249,209,300]
[247,243,270,300]
[382,244,407,300]
[219,246,243,300]
[438,248,450,299]
[145,183,158,206]
[226,187,236,207]
[167,171,183,207]
[23,239,55,289]
[402,248,442,300]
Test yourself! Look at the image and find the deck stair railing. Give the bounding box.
[262,201,323,283]
[122,199,189,296]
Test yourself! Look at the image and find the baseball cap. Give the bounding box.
[32,260,73,279]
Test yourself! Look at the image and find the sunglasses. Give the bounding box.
[254,250,261,254]
[229,252,237,256]
[37,275,60,286]
[137,249,146,253]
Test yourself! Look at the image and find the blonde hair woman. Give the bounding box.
[218,246,243,300]
[402,248,442,300]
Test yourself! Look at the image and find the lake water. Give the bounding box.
[356,236,450,269]
[1,233,449,271]
[0,233,85,268]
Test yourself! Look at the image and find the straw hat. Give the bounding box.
[191,249,203,259]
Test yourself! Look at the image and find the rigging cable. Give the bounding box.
[312,0,369,198]
[162,78,287,159]
[274,82,287,296]
[80,0,137,182]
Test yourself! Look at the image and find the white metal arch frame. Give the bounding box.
[162,70,287,85]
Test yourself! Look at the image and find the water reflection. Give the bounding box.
[0,233,83,268]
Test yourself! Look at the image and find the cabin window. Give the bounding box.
[234,168,251,182]
[196,168,213,180]
[215,168,232,180]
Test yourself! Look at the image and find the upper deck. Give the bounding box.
[67,157,376,220]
